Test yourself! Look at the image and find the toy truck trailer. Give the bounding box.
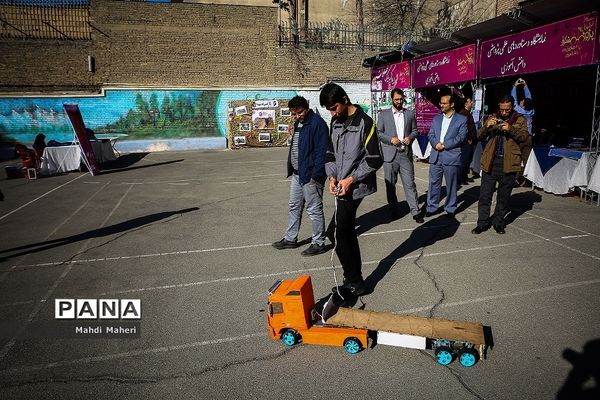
[267,275,487,367]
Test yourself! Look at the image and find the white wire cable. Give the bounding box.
[330,186,345,301]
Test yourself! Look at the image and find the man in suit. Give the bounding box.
[377,88,423,223]
[425,94,467,218]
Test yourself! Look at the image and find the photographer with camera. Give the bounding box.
[472,94,528,235]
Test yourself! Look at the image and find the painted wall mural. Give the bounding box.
[0,90,218,144]
[0,83,371,152]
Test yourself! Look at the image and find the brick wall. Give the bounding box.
[0,1,370,92]
[496,0,519,15]
[0,40,96,91]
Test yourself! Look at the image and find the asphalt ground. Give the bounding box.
[0,148,598,400]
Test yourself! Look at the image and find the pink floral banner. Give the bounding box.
[371,61,411,91]
[412,44,476,88]
[479,12,599,79]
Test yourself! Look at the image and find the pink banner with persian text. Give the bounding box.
[412,44,476,88]
[479,12,599,79]
[371,61,411,91]
[415,93,439,135]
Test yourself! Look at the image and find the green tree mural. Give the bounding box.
[193,91,219,136]
[161,94,174,124]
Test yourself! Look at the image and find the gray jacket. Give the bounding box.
[377,107,418,162]
[325,106,383,200]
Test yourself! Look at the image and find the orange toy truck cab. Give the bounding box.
[266,275,368,353]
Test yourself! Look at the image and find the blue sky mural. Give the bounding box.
[0,90,210,144]
[0,89,302,145]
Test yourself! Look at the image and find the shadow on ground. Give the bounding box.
[0,207,199,263]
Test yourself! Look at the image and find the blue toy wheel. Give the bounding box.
[435,346,454,366]
[281,329,297,346]
[458,348,479,368]
[343,337,362,354]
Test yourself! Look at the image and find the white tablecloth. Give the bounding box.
[412,137,431,159]
[40,146,81,175]
[586,153,600,193]
[90,140,116,163]
[524,149,593,194]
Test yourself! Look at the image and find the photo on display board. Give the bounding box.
[252,109,276,129]
[280,108,291,117]
[233,136,247,146]
[277,124,289,133]
[238,123,251,132]
[235,105,248,116]
[258,133,271,142]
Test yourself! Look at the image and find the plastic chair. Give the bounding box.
[15,144,40,179]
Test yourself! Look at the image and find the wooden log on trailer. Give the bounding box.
[325,307,485,345]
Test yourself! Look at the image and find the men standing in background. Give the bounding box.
[424,94,467,219]
[458,96,477,185]
[472,94,528,234]
[272,96,330,256]
[377,88,423,223]
[320,83,383,296]
[512,78,535,186]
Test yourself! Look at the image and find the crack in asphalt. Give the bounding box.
[419,350,487,400]
[0,347,294,388]
[412,216,487,400]
[411,223,449,319]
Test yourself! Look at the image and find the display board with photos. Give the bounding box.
[228,99,295,148]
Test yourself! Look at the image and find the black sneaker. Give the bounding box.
[301,243,328,257]
[493,225,506,234]
[471,224,491,234]
[272,238,299,250]
[413,213,424,224]
[332,280,368,296]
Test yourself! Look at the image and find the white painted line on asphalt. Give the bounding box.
[560,234,590,239]
[0,238,545,306]
[0,181,112,285]
[119,173,281,185]
[397,278,600,315]
[0,173,87,222]
[99,239,544,296]
[0,332,266,375]
[5,243,272,271]
[0,184,135,362]
[0,300,34,308]
[3,278,599,374]
[525,212,600,238]
[513,224,600,261]
[3,218,536,272]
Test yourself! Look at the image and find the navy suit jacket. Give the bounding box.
[427,112,467,166]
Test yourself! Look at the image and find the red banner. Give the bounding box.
[479,12,599,79]
[64,104,101,176]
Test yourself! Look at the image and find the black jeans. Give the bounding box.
[326,197,363,284]
[477,157,515,229]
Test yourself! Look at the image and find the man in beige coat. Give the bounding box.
[472,94,528,234]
